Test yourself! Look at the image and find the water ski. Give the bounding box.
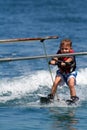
[40,96,52,104]
[38,94,53,104]
[66,98,79,105]
[39,94,79,105]
[66,99,76,105]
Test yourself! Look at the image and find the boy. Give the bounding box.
[48,39,79,103]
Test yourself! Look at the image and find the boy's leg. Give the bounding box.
[68,77,76,97]
[48,76,62,99]
[68,77,79,102]
[51,76,62,96]
[40,76,61,103]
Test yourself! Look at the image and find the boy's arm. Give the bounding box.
[49,50,60,65]
[65,56,74,63]
[61,57,74,66]
[49,57,58,65]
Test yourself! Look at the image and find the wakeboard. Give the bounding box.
[38,94,53,104]
[39,95,79,105]
[40,96,53,104]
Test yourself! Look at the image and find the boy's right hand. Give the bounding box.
[48,60,56,65]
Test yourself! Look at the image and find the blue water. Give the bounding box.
[0,0,87,129]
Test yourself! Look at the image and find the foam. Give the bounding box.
[0,68,87,105]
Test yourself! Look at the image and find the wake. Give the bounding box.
[0,68,87,107]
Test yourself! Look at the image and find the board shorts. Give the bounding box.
[56,70,77,86]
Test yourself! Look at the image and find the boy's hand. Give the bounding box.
[55,60,67,67]
[49,60,57,65]
[61,62,66,66]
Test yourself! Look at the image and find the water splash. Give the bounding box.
[77,68,87,85]
[0,68,87,106]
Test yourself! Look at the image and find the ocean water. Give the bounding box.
[0,0,87,129]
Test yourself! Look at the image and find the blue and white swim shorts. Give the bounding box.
[56,70,77,86]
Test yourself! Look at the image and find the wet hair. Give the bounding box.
[60,39,72,48]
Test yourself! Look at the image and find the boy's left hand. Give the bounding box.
[61,62,66,66]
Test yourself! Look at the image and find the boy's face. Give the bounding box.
[60,45,71,53]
